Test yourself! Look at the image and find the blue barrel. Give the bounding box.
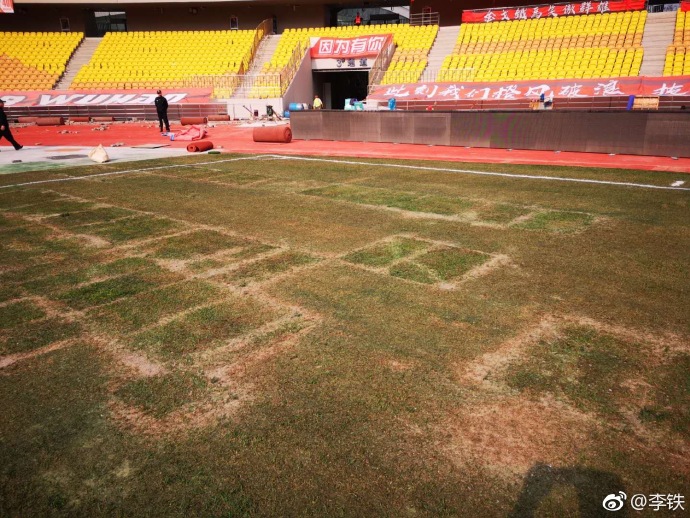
[288,102,304,111]
[283,110,290,118]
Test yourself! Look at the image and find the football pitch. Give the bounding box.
[1,153,688,516]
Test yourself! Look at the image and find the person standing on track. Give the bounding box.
[0,99,23,151]
[154,90,170,134]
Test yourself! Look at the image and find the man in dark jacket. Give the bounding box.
[0,99,23,151]
[154,90,170,133]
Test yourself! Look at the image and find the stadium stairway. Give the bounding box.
[232,34,281,98]
[640,10,675,76]
[423,25,461,81]
[55,37,102,90]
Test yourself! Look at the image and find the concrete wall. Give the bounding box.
[0,2,327,33]
[289,111,690,157]
[283,51,314,113]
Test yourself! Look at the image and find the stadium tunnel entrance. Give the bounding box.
[312,71,369,110]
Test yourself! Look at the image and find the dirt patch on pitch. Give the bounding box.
[440,394,596,476]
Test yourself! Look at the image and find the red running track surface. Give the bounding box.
[8,121,690,174]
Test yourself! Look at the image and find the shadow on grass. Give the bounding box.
[510,463,628,518]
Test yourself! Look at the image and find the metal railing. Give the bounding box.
[370,68,475,92]
[280,39,308,92]
[182,18,274,98]
[368,37,396,87]
[409,12,440,26]
[434,68,476,82]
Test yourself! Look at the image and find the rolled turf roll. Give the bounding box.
[187,141,214,152]
[207,115,230,121]
[92,116,114,122]
[69,116,91,123]
[180,117,207,125]
[35,117,65,126]
[17,116,37,124]
[252,124,292,143]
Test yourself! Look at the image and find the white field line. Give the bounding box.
[0,155,278,190]
[266,155,690,192]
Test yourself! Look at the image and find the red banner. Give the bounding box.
[0,89,214,107]
[368,76,690,101]
[310,34,392,59]
[461,0,645,23]
[0,0,14,13]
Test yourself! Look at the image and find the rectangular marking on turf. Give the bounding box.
[671,180,685,187]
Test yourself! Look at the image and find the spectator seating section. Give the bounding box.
[0,31,83,90]
[71,30,259,97]
[664,10,689,75]
[439,10,645,82]
[253,24,439,97]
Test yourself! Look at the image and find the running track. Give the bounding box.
[5,121,690,174]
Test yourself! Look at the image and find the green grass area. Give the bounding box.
[1,318,81,355]
[343,237,427,267]
[140,229,250,259]
[415,247,490,282]
[130,298,278,359]
[514,210,594,232]
[504,327,639,415]
[88,280,222,334]
[58,270,180,310]
[0,189,62,209]
[476,202,532,224]
[0,154,688,517]
[10,200,94,216]
[305,184,474,215]
[219,250,317,286]
[207,171,269,185]
[0,300,46,330]
[87,216,181,243]
[389,260,438,284]
[45,206,137,228]
[115,370,208,418]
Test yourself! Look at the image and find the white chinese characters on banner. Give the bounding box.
[310,34,392,58]
[0,0,14,13]
[462,0,645,23]
[368,76,690,101]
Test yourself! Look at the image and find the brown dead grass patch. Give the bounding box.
[440,394,597,476]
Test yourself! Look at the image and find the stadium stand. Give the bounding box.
[70,30,260,96]
[664,10,690,75]
[0,31,83,90]
[252,23,439,97]
[438,10,646,82]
